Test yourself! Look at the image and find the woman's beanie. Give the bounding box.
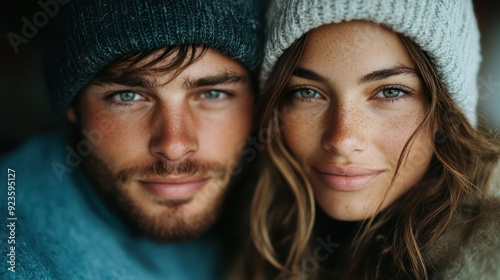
[46,0,264,113]
[261,0,481,125]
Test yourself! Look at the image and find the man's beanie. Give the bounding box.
[46,0,264,113]
[261,0,481,125]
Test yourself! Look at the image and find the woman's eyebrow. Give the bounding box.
[292,66,417,86]
[292,67,329,84]
[358,66,417,84]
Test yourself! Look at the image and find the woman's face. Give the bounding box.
[282,21,434,221]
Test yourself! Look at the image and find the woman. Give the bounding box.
[251,0,500,279]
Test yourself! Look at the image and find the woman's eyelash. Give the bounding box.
[373,85,414,103]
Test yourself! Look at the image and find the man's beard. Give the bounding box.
[82,153,233,241]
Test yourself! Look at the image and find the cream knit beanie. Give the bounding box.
[261,0,481,125]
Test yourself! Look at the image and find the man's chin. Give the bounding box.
[151,197,194,207]
[123,195,223,241]
[138,217,215,241]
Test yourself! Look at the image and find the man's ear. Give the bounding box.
[66,105,77,123]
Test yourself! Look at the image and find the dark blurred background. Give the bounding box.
[1,0,499,155]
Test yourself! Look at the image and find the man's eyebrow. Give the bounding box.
[184,72,247,90]
[358,66,417,84]
[91,76,156,89]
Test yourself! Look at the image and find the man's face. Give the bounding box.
[67,48,253,240]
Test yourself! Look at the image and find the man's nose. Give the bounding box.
[148,103,198,162]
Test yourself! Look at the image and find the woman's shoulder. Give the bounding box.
[429,200,500,280]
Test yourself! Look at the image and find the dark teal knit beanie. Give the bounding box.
[46,0,264,113]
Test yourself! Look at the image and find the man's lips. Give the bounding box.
[138,176,209,200]
[312,165,383,191]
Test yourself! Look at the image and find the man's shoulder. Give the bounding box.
[0,131,83,186]
[1,132,71,169]
[0,132,98,279]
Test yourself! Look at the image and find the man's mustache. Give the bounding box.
[117,159,229,184]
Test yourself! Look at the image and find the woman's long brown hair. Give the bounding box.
[251,31,500,279]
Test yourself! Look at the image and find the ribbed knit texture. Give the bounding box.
[261,0,481,125]
[46,0,263,113]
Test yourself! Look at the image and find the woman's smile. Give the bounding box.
[312,165,384,191]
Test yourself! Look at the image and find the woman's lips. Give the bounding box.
[313,166,382,191]
[138,176,209,200]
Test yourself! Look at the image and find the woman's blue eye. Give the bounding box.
[295,88,320,99]
[379,88,404,98]
[201,90,225,99]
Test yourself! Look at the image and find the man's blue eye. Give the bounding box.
[117,91,138,101]
[201,90,225,99]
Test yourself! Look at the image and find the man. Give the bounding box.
[0,0,263,279]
